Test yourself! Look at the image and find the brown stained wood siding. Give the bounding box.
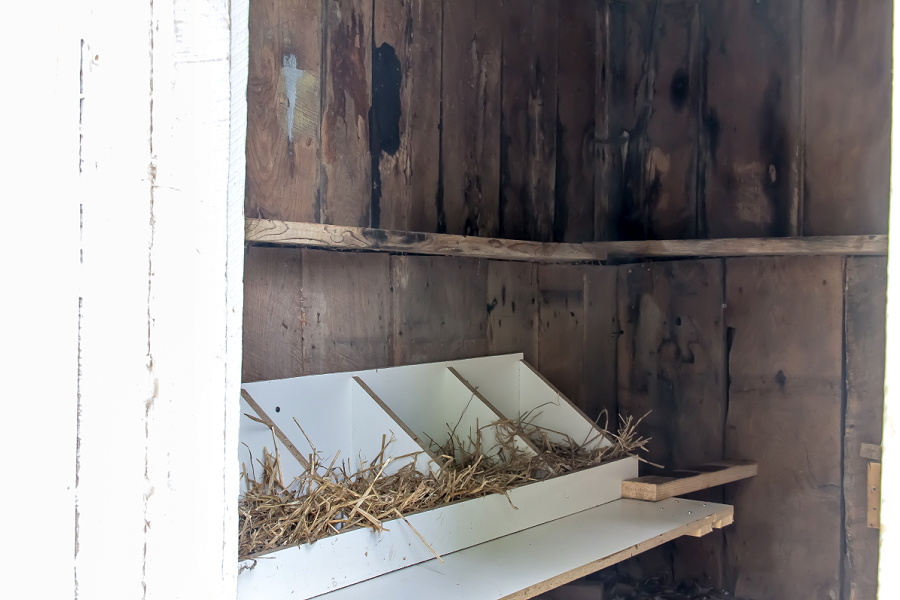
[555,0,597,243]
[373,0,442,233]
[700,1,802,238]
[441,0,503,237]
[537,265,586,405]
[724,256,843,599]
[321,0,373,227]
[609,0,700,241]
[500,0,559,242]
[803,0,892,236]
[246,0,321,222]
[843,257,887,600]
[487,261,539,366]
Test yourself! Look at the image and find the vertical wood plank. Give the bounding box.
[609,0,701,240]
[701,1,801,238]
[301,249,392,375]
[537,265,585,407]
[555,0,596,243]
[500,0,559,242]
[441,0,503,237]
[724,256,843,599]
[617,260,726,472]
[246,0,321,222]
[803,0,892,236]
[321,0,373,227]
[487,261,539,366]
[844,257,887,600]
[373,0,442,232]
[594,0,612,241]
[583,266,619,421]
[391,255,489,365]
[242,246,304,382]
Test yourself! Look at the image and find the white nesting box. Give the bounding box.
[237,353,638,600]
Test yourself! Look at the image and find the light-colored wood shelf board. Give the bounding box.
[313,498,733,600]
[245,218,888,263]
[622,461,758,502]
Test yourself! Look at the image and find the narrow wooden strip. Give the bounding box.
[621,461,758,502]
[868,462,882,529]
[246,220,887,261]
[246,219,603,262]
[241,389,310,470]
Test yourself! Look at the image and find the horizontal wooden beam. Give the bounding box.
[245,219,605,262]
[246,219,888,263]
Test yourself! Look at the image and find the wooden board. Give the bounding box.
[622,461,757,502]
[300,249,392,375]
[500,0,559,242]
[246,219,888,262]
[616,259,727,585]
[320,0,372,227]
[245,0,321,222]
[372,0,441,232]
[724,256,844,599]
[242,246,304,382]
[617,260,726,472]
[594,0,612,241]
[391,255,489,365]
[555,0,596,243]
[487,261,539,366]
[701,1,801,238]
[608,0,700,240]
[844,257,887,599]
[537,265,586,408]
[803,0,892,236]
[582,266,619,421]
[441,0,503,237]
[314,498,734,600]
[868,463,882,530]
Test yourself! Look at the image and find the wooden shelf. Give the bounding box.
[245,219,887,264]
[313,498,733,600]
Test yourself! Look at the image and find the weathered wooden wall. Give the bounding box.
[246,0,890,242]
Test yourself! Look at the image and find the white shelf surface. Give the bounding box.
[313,497,733,600]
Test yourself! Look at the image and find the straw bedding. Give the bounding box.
[238,408,652,560]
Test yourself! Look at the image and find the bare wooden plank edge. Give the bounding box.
[622,461,758,502]
[869,462,882,529]
[246,219,888,262]
[501,505,735,600]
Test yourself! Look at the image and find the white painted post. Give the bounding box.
[879,2,900,596]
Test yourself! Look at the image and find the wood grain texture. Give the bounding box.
[617,260,727,471]
[622,461,758,502]
[803,0,892,236]
[441,0,503,237]
[391,255,488,365]
[724,256,844,600]
[594,0,612,241]
[242,246,304,382]
[844,257,887,600]
[321,0,372,227]
[701,0,801,238]
[537,266,586,407]
[555,0,596,243]
[583,266,619,422]
[373,0,441,232]
[300,249,392,375]
[609,0,700,240]
[487,261,539,366]
[593,235,888,259]
[868,463,882,530]
[501,0,559,242]
[246,0,321,222]
[246,219,606,262]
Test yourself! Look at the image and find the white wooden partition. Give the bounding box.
[237,355,639,600]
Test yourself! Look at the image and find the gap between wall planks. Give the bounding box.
[246,218,888,262]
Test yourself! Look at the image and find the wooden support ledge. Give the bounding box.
[622,461,758,502]
[246,219,888,263]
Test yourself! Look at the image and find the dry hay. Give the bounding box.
[238,407,654,560]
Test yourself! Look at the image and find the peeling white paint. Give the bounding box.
[283,54,303,144]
